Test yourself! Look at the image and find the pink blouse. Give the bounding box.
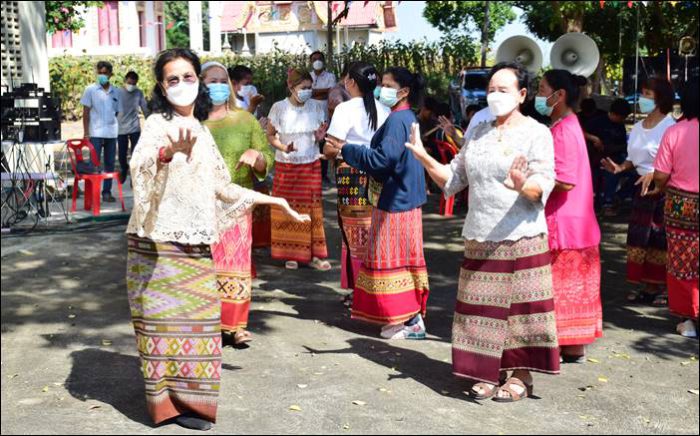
[654,119,699,193]
[546,114,601,250]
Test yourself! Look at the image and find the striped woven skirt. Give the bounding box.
[351,207,430,325]
[211,213,253,333]
[551,246,603,346]
[337,165,372,290]
[126,235,221,424]
[452,235,560,385]
[664,187,699,319]
[271,160,328,263]
[627,186,667,285]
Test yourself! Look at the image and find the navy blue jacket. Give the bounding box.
[341,108,427,212]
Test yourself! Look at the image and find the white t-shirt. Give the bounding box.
[311,70,336,116]
[268,98,326,164]
[327,97,390,147]
[627,115,676,175]
[464,106,495,143]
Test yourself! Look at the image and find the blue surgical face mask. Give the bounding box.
[97,74,110,86]
[373,86,381,100]
[296,88,313,103]
[379,87,399,108]
[534,93,556,117]
[207,83,231,105]
[638,96,656,114]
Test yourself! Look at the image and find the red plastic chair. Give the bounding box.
[66,138,125,216]
[435,139,460,217]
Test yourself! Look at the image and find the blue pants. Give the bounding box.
[118,131,141,180]
[90,137,117,195]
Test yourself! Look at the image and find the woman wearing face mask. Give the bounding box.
[200,61,275,347]
[267,69,331,271]
[405,62,559,402]
[323,62,390,304]
[325,67,430,340]
[602,78,676,305]
[535,70,602,363]
[126,49,308,431]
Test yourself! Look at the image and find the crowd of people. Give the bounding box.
[78,47,698,430]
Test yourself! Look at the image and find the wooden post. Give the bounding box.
[481,1,490,68]
[327,1,333,63]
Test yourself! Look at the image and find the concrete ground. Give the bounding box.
[1,188,698,435]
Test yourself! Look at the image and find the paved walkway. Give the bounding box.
[1,191,698,434]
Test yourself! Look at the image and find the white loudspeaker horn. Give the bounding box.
[496,35,543,73]
[550,32,600,77]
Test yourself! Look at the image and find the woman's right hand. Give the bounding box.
[600,157,621,174]
[438,115,457,139]
[404,123,429,160]
[166,127,197,160]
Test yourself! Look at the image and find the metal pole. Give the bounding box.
[327,1,333,63]
[633,3,640,122]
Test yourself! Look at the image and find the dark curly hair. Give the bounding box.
[149,48,212,122]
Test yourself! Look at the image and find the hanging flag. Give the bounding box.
[669,1,678,6]
[600,0,605,8]
[166,20,175,30]
[627,1,633,7]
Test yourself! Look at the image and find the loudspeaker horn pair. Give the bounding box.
[496,33,600,77]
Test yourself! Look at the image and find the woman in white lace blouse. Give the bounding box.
[406,62,560,403]
[126,49,307,431]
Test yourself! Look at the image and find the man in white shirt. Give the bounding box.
[309,50,336,181]
[81,60,120,202]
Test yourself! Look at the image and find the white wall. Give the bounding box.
[255,32,316,54]
[19,1,49,89]
[46,1,163,57]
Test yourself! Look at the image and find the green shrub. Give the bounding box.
[50,40,471,120]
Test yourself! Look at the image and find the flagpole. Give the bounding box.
[633,2,640,122]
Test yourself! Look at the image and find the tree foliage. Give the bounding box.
[164,1,210,50]
[45,1,103,33]
[423,1,517,40]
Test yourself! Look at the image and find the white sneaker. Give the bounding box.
[380,315,426,340]
[677,319,698,338]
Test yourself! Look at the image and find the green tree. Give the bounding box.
[164,1,210,50]
[424,1,516,66]
[45,1,103,33]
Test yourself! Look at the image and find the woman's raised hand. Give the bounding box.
[166,127,197,159]
[438,115,457,139]
[404,122,428,159]
[504,155,530,192]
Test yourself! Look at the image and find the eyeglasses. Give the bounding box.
[163,73,198,88]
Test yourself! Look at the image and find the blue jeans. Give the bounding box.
[90,137,117,196]
[118,131,140,180]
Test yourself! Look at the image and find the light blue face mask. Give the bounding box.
[534,93,556,117]
[379,87,399,108]
[296,88,313,103]
[373,86,381,100]
[638,96,656,114]
[207,83,231,105]
[97,74,110,86]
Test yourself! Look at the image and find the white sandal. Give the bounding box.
[310,257,331,271]
[285,261,299,270]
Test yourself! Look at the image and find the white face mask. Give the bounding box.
[487,91,519,117]
[125,84,136,93]
[312,60,324,71]
[165,80,200,107]
[296,89,313,103]
[240,84,255,97]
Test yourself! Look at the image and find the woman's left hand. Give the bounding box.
[236,149,263,170]
[325,135,346,151]
[504,155,530,192]
[277,198,311,223]
[314,122,329,142]
[636,173,658,196]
